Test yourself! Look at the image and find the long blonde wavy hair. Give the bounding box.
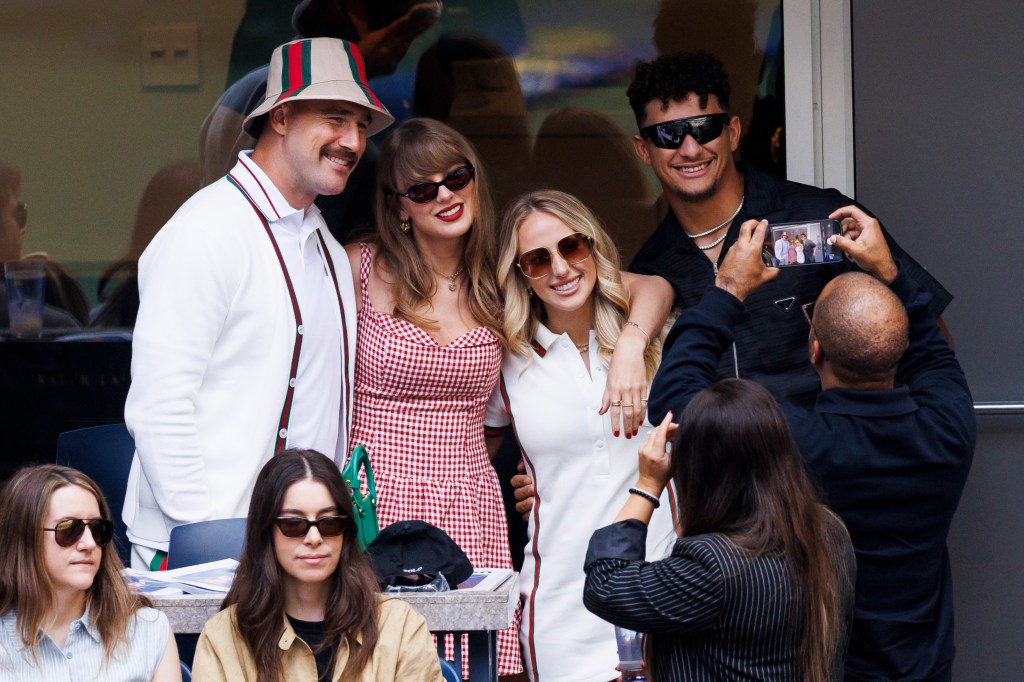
[497,190,662,379]
[370,118,504,341]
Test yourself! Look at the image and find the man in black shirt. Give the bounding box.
[627,51,950,406]
[650,209,974,682]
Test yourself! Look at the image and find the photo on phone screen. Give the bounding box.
[762,220,843,267]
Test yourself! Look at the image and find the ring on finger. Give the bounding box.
[611,400,622,407]
[622,403,634,408]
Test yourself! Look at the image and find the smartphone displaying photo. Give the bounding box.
[762,219,843,267]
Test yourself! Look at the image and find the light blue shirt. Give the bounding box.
[0,605,169,681]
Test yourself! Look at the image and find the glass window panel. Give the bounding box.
[0,0,783,466]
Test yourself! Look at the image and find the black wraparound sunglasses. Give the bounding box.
[43,518,114,547]
[396,164,475,203]
[274,515,349,538]
[640,113,731,149]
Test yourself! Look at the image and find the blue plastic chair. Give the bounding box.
[438,656,460,682]
[54,330,133,342]
[56,423,135,566]
[167,518,247,570]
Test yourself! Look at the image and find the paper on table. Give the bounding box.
[124,558,238,595]
[122,570,184,596]
[457,568,513,591]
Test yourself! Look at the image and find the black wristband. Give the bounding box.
[628,487,661,508]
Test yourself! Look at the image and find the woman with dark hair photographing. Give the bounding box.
[0,465,180,681]
[191,449,441,681]
[583,379,856,681]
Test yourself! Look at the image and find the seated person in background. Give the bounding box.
[36,257,90,325]
[91,160,200,329]
[584,383,856,681]
[192,449,442,681]
[649,209,975,681]
[0,163,82,330]
[0,464,180,681]
[486,190,676,682]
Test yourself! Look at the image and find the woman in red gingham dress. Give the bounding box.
[345,118,522,676]
[352,242,508,564]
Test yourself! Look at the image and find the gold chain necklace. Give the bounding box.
[436,264,465,292]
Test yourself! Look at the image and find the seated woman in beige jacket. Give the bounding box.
[192,449,442,682]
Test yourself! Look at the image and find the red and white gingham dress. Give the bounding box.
[351,245,522,675]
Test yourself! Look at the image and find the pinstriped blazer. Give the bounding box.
[584,518,855,681]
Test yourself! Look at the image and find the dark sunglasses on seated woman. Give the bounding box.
[517,232,594,280]
[396,164,475,203]
[274,515,349,538]
[43,518,114,547]
[640,113,731,149]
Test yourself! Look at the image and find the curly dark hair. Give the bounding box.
[626,51,731,127]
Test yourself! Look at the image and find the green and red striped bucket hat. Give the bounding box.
[244,37,394,137]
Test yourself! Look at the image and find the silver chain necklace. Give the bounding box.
[687,197,745,248]
[697,232,728,251]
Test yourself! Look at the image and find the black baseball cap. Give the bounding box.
[366,520,473,587]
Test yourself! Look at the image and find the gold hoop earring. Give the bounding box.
[400,220,411,234]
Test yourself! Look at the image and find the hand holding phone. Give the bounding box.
[717,219,779,301]
[828,206,898,283]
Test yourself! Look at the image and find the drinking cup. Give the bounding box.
[4,259,45,337]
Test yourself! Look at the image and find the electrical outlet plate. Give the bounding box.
[140,25,200,87]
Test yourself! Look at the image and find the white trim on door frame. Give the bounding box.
[784,0,854,196]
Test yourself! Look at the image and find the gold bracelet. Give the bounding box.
[623,320,650,346]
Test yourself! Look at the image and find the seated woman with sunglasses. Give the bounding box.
[0,464,180,681]
[192,449,441,681]
[485,190,677,682]
[583,381,855,681]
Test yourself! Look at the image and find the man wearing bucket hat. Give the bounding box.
[124,37,394,571]
[199,0,440,240]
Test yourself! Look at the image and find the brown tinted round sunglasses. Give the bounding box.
[517,232,594,279]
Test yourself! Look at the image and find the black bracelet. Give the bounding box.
[628,487,661,508]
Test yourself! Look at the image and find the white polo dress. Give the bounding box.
[486,324,678,682]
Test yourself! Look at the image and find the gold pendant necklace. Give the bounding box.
[436,264,465,292]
